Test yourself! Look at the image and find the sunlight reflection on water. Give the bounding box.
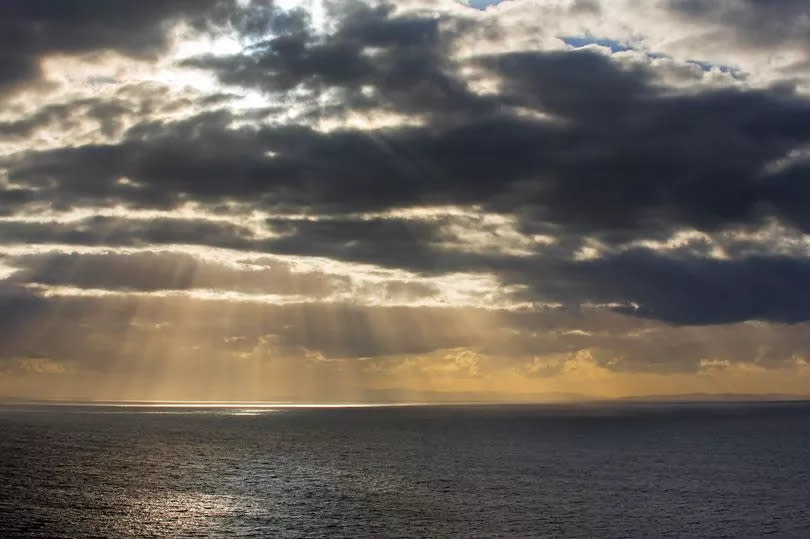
[2,403,810,537]
[227,409,280,416]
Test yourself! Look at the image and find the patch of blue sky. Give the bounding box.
[561,35,746,80]
[465,0,507,10]
[686,60,746,80]
[560,35,633,53]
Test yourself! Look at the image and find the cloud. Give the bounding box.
[0,0,241,93]
[666,0,810,49]
[2,290,810,393]
[2,0,810,397]
[7,251,345,296]
[5,54,810,325]
[0,215,260,249]
[7,47,810,234]
[185,3,492,121]
[500,249,810,325]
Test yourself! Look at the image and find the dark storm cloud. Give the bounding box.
[0,189,39,215]
[485,51,810,234]
[0,283,46,335]
[511,249,810,325]
[186,3,493,119]
[0,213,505,275]
[8,215,810,326]
[4,2,810,328]
[263,216,484,270]
[9,47,810,229]
[8,61,810,246]
[0,0,244,92]
[0,98,131,140]
[487,50,654,120]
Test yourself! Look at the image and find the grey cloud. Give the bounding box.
[0,293,506,367]
[0,215,259,248]
[486,50,653,120]
[7,251,345,297]
[0,98,131,140]
[3,4,810,329]
[0,213,505,275]
[2,290,810,376]
[186,3,493,120]
[668,0,810,48]
[379,280,440,301]
[0,0,245,92]
[515,249,810,325]
[10,50,810,233]
[9,214,810,326]
[0,283,47,334]
[263,216,477,270]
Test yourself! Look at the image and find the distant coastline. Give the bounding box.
[617,393,810,403]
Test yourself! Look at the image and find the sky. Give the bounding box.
[1,0,810,402]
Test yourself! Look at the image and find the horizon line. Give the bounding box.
[2,394,810,407]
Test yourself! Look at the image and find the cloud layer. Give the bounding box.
[2,0,810,400]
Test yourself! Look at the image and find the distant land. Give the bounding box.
[618,393,810,402]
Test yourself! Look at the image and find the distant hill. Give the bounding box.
[619,393,810,402]
[346,389,599,404]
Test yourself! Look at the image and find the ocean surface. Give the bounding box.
[1,402,809,538]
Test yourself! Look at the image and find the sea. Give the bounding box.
[1,401,809,538]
